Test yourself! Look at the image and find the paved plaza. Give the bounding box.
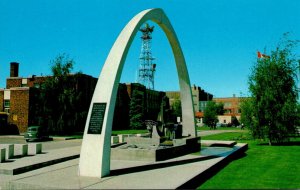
[0,130,247,189]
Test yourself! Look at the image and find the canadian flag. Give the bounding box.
[257,51,270,59]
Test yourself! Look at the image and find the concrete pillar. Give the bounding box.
[0,148,5,163]
[0,144,14,159]
[118,135,125,143]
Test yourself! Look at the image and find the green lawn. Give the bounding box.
[197,126,240,131]
[198,132,300,189]
[111,129,148,135]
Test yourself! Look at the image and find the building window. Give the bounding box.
[4,108,10,114]
[22,78,28,87]
[4,100,10,108]
[224,102,232,108]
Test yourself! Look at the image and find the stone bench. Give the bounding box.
[0,144,14,160]
[28,143,42,155]
[14,144,28,157]
[0,148,5,163]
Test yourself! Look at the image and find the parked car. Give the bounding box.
[24,126,49,142]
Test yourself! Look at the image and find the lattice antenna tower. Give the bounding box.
[137,23,156,90]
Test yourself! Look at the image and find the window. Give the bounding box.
[21,78,28,87]
[224,102,232,108]
[4,100,10,108]
[4,108,10,114]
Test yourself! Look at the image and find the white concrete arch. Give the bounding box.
[78,8,196,178]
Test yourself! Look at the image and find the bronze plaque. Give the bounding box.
[88,103,106,134]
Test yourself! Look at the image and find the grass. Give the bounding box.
[197,131,300,189]
[197,126,240,131]
[201,131,251,141]
[111,129,148,135]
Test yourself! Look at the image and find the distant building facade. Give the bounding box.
[166,85,213,113]
[0,62,97,133]
[213,95,248,125]
[0,63,165,133]
[113,83,166,130]
[213,95,242,116]
[166,85,213,125]
[165,86,250,126]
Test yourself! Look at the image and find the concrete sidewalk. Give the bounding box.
[0,141,248,189]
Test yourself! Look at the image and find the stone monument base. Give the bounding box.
[111,136,201,161]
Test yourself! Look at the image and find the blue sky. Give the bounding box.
[1,0,299,97]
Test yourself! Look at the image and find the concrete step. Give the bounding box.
[0,146,80,175]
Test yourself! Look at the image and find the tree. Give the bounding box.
[37,54,83,135]
[129,89,145,129]
[248,34,299,145]
[215,102,225,115]
[203,101,219,129]
[240,98,255,130]
[231,116,240,127]
[171,98,182,120]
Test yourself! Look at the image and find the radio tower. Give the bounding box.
[137,23,156,90]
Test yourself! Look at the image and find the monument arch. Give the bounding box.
[79,8,196,178]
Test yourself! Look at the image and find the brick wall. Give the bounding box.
[6,78,22,89]
[0,90,3,112]
[9,88,30,133]
[26,76,48,87]
[6,76,49,89]
[213,97,242,116]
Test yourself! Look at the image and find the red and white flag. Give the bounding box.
[257,51,270,59]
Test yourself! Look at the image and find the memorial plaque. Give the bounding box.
[88,103,107,134]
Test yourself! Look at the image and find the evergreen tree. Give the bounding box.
[129,89,145,129]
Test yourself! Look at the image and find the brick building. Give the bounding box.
[213,95,249,125]
[213,95,245,116]
[165,85,213,126]
[0,62,97,133]
[113,83,166,130]
[166,85,213,113]
[1,62,166,133]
